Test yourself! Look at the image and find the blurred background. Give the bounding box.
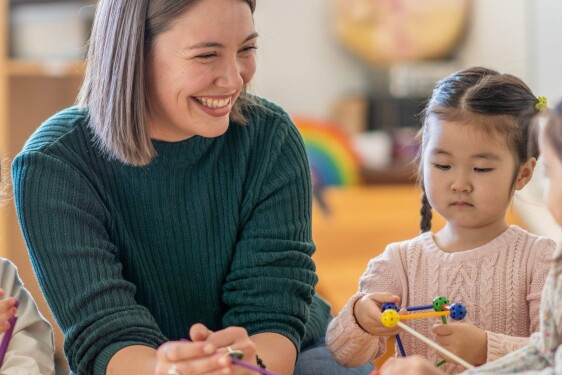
[0,0,561,372]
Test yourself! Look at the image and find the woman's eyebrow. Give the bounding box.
[186,32,259,50]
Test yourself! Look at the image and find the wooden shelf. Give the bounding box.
[359,162,418,184]
[7,59,85,77]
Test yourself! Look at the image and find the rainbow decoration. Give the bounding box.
[293,117,360,186]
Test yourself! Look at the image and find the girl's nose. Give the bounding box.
[451,176,472,193]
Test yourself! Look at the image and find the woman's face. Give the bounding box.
[147,0,257,142]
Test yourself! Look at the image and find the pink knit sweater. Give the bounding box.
[326,226,554,374]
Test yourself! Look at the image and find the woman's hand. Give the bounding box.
[0,290,17,334]
[379,356,445,375]
[432,322,487,365]
[155,324,257,375]
[353,292,403,336]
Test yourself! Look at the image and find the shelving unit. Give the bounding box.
[0,1,88,369]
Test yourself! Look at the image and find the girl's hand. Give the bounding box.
[432,322,487,365]
[353,292,403,336]
[0,290,17,334]
[155,324,256,375]
[379,356,445,375]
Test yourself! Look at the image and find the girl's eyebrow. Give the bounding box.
[472,152,501,161]
[430,148,501,161]
[186,32,259,50]
[430,148,451,156]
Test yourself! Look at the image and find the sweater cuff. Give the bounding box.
[327,293,383,367]
[93,341,157,374]
[486,331,530,362]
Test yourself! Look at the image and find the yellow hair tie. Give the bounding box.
[535,96,548,111]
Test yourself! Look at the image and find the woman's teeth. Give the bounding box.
[195,97,230,109]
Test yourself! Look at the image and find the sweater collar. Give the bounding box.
[421,225,520,260]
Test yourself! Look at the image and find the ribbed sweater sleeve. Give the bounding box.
[222,110,320,348]
[12,151,167,374]
[11,101,328,375]
[0,259,54,375]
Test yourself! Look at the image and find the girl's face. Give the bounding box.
[422,117,535,234]
[146,0,257,142]
[540,131,562,226]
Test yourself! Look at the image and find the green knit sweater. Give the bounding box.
[12,98,331,375]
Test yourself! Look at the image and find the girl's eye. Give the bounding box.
[474,168,492,173]
[433,164,450,170]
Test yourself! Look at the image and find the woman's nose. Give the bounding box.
[215,60,244,90]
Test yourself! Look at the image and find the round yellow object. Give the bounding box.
[381,309,399,328]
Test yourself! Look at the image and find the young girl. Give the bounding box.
[326,67,556,374]
[377,99,562,375]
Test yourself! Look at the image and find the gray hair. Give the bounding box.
[77,0,257,166]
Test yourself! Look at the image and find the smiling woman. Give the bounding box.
[10,1,373,375]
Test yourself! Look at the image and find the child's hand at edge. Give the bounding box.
[432,322,487,366]
[353,292,404,336]
[379,356,445,375]
[0,289,17,334]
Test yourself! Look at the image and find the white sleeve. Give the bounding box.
[0,259,55,375]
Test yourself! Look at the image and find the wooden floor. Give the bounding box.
[311,185,525,313]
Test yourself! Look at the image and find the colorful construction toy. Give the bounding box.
[370,296,473,374]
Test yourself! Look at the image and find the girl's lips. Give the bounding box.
[451,201,473,206]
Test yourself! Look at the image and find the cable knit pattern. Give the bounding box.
[465,244,562,374]
[326,226,554,374]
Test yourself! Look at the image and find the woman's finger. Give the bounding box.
[158,340,216,363]
[157,353,231,375]
[190,323,214,342]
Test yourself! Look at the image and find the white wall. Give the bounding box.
[457,0,530,81]
[253,0,562,117]
[253,0,370,119]
[531,0,562,104]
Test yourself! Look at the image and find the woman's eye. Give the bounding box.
[240,45,258,54]
[196,53,217,60]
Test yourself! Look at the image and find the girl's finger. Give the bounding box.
[0,308,16,326]
[369,293,400,305]
[0,297,17,313]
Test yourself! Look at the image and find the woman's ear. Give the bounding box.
[515,157,537,190]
